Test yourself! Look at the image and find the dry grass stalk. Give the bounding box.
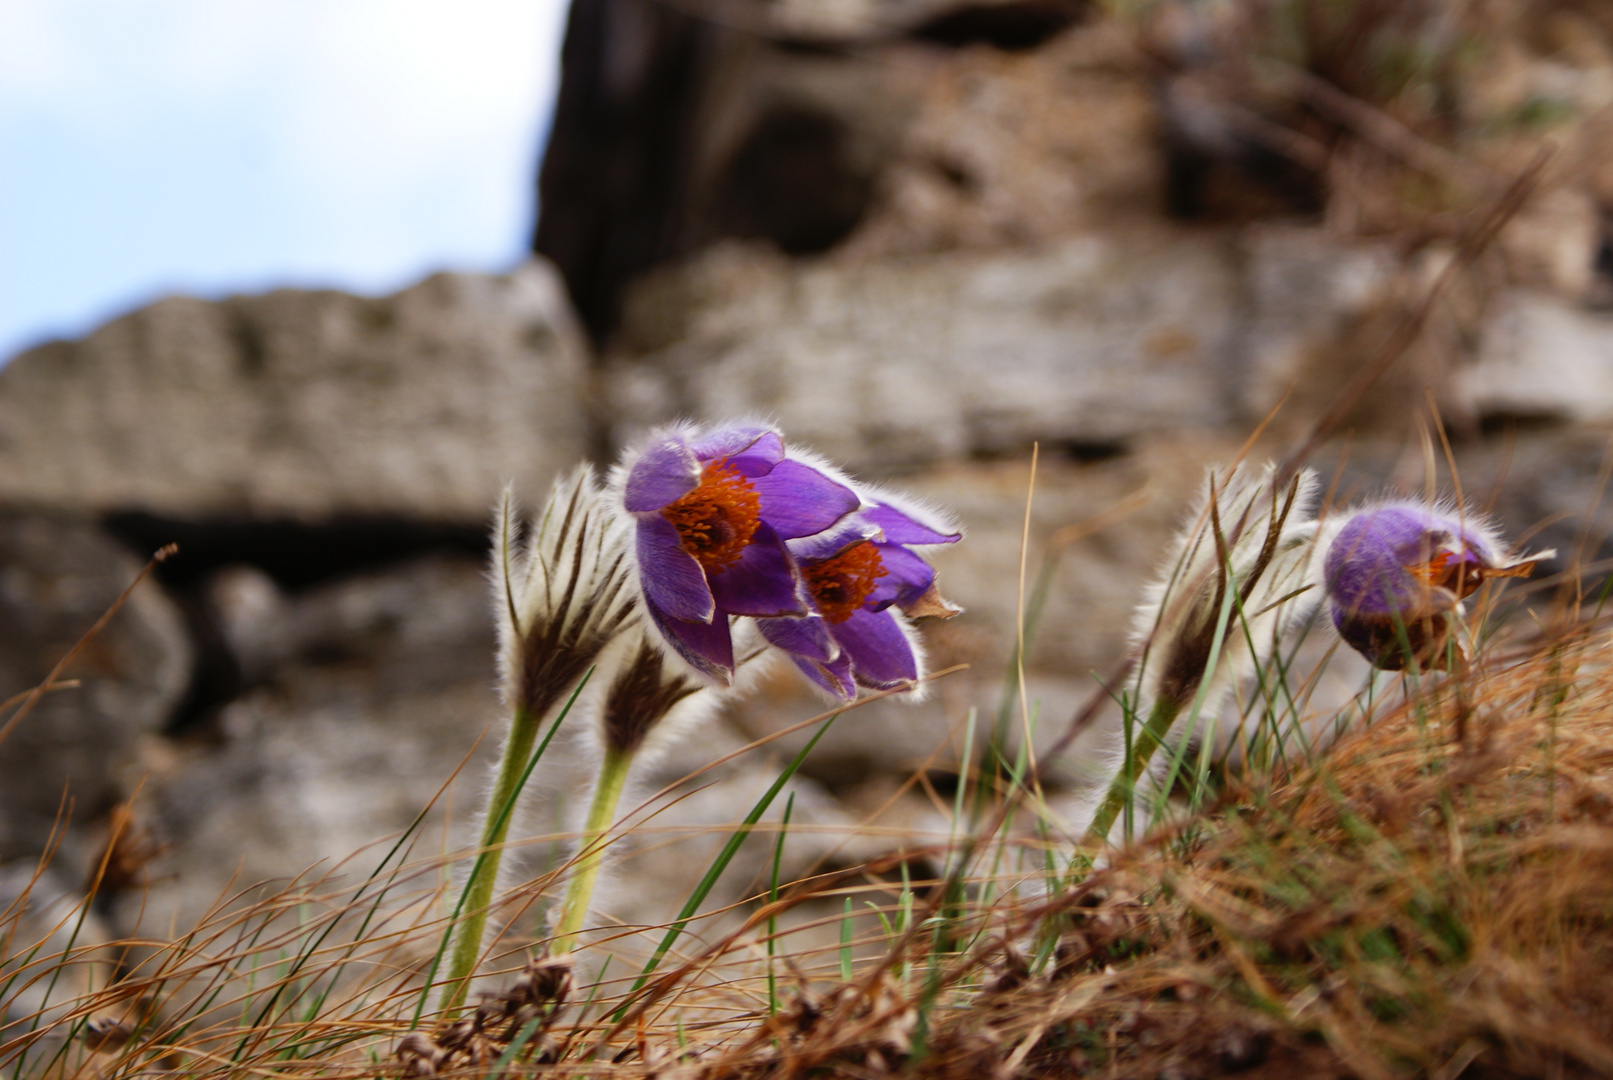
[2,616,1611,1078]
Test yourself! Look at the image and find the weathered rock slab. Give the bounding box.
[607,227,1396,472]
[1459,290,1613,424]
[609,236,1245,470]
[123,555,501,935]
[0,262,590,521]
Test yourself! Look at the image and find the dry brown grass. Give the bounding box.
[6,615,1613,1079]
[658,629,1613,1080]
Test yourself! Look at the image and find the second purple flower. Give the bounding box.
[759,496,962,700]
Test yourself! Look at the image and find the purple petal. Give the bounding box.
[759,617,856,698]
[864,502,960,546]
[757,614,839,663]
[751,460,862,539]
[624,435,700,513]
[706,523,807,617]
[1329,603,1458,673]
[790,651,857,700]
[635,514,714,623]
[645,596,735,684]
[788,523,880,564]
[866,544,935,609]
[691,426,785,477]
[1324,505,1490,617]
[829,608,919,689]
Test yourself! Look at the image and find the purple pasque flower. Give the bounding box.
[1320,501,1548,670]
[618,422,861,683]
[759,494,961,700]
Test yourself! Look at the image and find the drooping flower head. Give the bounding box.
[759,493,961,700]
[615,422,861,684]
[1318,501,1549,670]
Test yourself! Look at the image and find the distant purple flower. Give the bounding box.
[1321,502,1548,670]
[759,497,961,699]
[617,422,861,683]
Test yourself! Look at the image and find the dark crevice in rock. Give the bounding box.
[533,0,717,343]
[1161,89,1327,224]
[1164,139,1326,223]
[713,105,872,255]
[910,0,1090,51]
[1587,218,1613,310]
[968,439,1129,465]
[532,0,882,344]
[1475,411,1567,439]
[159,588,244,739]
[1058,438,1129,464]
[102,513,488,592]
[223,305,269,379]
[102,513,489,733]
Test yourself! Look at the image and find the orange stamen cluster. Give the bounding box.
[804,541,885,624]
[1404,548,1486,600]
[661,460,762,573]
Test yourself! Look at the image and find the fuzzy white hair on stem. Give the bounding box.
[1129,463,1322,717]
[1077,462,1323,848]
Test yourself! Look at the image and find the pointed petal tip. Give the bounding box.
[644,597,737,685]
[899,581,962,621]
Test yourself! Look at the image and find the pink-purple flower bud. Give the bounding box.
[1319,502,1547,670]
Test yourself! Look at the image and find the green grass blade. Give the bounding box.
[767,792,795,1017]
[619,713,839,1007]
[839,897,854,983]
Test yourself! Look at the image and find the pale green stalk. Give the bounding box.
[1082,547,1240,849]
[1079,697,1184,849]
[440,704,545,1012]
[552,744,635,953]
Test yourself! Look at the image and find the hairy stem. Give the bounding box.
[552,745,635,953]
[441,705,544,1012]
[1082,698,1184,849]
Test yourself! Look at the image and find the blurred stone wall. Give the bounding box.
[4,0,1613,971]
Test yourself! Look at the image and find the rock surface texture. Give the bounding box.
[607,228,1397,470]
[0,264,589,520]
[4,0,1613,972]
[0,516,190,867]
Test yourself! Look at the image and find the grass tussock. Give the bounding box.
[5,617,1613,1079]
[679,636,1613,1080]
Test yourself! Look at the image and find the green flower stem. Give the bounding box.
[552,744,635,953]
[441,705,544,1013]
[1080,697,1183,849]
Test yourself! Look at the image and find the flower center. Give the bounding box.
[804,541,885,624]
[661,460,762,573]
[1404,547,1529,600]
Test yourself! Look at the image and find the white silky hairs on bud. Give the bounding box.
[1132,463,1321,714]
[492,467,638,723]
[1075,462,1323,839]
[596,617,778,759]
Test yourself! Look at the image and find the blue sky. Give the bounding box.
[0,0,569,362]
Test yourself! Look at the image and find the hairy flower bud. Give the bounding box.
[1316,501,1549,671]
[1133,464,1320,715]
[1079,463,1321,847]
[493,468,637,722]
